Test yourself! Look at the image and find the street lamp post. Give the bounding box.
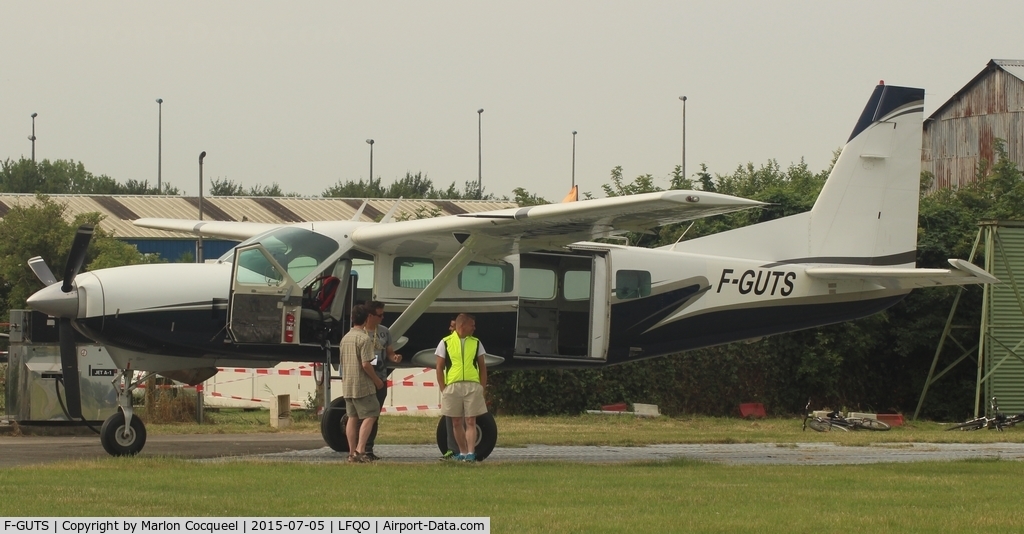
[679,96,687,180]
[571,130,577,189]
[29,113,38,163]
[197,151,206,263]
[156,99,163,193]
[477,108,484,199]
[366,139,374,182]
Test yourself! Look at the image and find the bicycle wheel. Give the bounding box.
[946,419,986,431]
[807,418,831,432]
[1005,415,1024,428]
[851,418,891,431]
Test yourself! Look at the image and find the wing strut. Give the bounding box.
[388,235,479,339]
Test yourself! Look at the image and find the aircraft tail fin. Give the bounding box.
[806,84,924,266]
[670,83,925,266]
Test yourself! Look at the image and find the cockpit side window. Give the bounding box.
[220,227,340,285]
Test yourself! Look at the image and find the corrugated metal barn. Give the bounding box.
[0,194,515,261]
[922,58,1024,193]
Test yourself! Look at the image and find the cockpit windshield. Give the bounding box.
[220,227,340,284]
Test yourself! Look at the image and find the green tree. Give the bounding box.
[209,178,292,197]
[0,196,162,319]
[512,187,549,206]
[322,176,386,198]
[322,172,496,201]
[0,157,178,195]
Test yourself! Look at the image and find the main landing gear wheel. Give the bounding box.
[100,410,147,456]
[435,413,497,461]
[321,397,349,452]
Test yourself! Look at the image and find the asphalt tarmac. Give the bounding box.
[4,432,1024,467]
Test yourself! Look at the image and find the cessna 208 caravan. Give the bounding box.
[27,83,996,458]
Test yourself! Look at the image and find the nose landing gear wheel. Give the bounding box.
[100,411,147,456]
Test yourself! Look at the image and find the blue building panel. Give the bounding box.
[124,239,239,263]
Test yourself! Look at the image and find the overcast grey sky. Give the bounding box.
[2,1,1021,200]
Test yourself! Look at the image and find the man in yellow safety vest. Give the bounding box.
[435,313,488,462]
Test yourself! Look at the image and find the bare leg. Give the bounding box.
[451,416,469,454]
[345,415,359,454]
[464,416,477,455]
[357,417,377,453]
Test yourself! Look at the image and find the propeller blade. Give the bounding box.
[61,225,93,293]
[28,256,58,286]
[58,317,83,419]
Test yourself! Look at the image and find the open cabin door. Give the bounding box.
[227,244,304,344]
[515,251,609,361]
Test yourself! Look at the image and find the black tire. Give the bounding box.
[852,418,891,431]
[475,413,497,461]
[434,413,498,461]
[435,416,448,455]
[100,410,147,456]
[320,397,349,452]
[947,419,986,431]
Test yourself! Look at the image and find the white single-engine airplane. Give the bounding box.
[27,83,996,458]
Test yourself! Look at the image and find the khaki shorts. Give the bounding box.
[441,381,487,418]
[345,393,381,420]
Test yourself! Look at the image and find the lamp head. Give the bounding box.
[156,98,163,104]
[366,139,374,145]
[31,112,37,118]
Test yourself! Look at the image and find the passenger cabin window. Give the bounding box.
[520,268,556,300]
[351,258,375,289]
[394,257,435,289]
[459,262,513,293]
[616,270,651,299]
[563,270,591,301]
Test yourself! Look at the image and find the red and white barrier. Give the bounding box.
[202,364,441,414]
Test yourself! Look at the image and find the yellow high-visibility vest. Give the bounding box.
[443,332,480,384]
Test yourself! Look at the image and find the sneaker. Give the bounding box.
[460,453,476,462]
[364,452,381,462]
[356,453,375,463]
[439,450,456,462]
[346,454,359,463]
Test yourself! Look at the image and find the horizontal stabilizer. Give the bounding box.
[805,259,998,289]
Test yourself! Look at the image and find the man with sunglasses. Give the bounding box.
[364,300,402,461]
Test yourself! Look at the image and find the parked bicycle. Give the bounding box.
[802,399,891,432]
[947,397,1024,431]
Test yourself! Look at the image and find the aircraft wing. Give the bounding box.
[805,259,998,289]
[351,190,765,259]
[134,218,280,241]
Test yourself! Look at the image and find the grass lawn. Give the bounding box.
[6,411,1024,533]
[1,457,1022,533]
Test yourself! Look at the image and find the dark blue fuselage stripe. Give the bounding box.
[78,293,906,370]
